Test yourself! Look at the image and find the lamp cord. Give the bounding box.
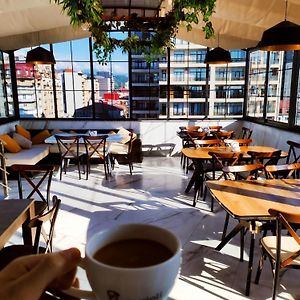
[284,0,288,21]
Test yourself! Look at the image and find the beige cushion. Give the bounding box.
[13,133,32,149]
[261,236,300,266]
[110,143,129,155]
[4,144,50,167]
[117,127,137,144]
[117,127,131,144]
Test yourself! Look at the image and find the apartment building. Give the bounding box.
[159,39,247,119]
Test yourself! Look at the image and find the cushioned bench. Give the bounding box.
[4,144,50,167]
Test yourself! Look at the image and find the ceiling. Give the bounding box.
[0,0,300,51]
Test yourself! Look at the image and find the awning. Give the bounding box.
[0,0,300,51]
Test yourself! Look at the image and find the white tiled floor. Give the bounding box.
[5,157,300,299]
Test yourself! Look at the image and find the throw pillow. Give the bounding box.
[13,133,32,149]
[117,127,132,144]
[0,134,22,153]
[31,129,51,145]
[15,124,31,140]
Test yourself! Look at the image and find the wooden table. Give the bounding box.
[0,199,46,249]
[182,146,287,194]
[206,179,300,296]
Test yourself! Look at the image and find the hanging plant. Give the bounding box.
[53,0,216,63]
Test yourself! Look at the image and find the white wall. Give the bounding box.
[1,119,298,156]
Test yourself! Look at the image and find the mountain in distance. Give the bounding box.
[114,74,128,88]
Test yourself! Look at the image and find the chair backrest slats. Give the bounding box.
[240,127,253,139]
[286,140,300,164]
[29,195,61,253]
[11,164,55,207]
[265,162,300,179]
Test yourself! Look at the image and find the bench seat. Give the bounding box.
[4,144,50,167]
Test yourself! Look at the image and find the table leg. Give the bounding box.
[245,224,256,296]
[185,159,202,194]
[215,222,244,251]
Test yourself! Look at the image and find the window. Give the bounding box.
[230,50,246,62]
[229,67,245,80]
[190,50,206,63]
[173,103,184,115]
[2,53,14,117]
[189,85,206,98]
[189,103,205,115]
[161,70,167,81]
[246,50,268,118]
[173,69,185,81]
[215,68,227,81]
[173,50,185,62]
[268,51,293,123]
[189,68,206,81]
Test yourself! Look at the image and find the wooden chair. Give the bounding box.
[224,138,253,146]
[110,132,135,175]
[248,150,282,167]
[222,163,265,261]
[265,163,300,179]
[11,164,55,208]
[187,125,200,132]
[0,195,61,270]
[55,134,85,180]
[202,151,243,211]
[286,140,300,163]
[240,127,253,139]
[193,139,222,148]
[182,132,208,174]
[208,125,223,132]
[213,130,235,141]
[191,139,223,203]
[83,135,109,180]
[255,209,300,300]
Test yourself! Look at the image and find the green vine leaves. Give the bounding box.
[52,0,216,63]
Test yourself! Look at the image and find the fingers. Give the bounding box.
[23,248,81,287]
[0,248,81,300]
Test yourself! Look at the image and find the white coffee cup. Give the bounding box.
[63,223,181,300]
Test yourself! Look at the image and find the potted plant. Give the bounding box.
[53,0,216,63]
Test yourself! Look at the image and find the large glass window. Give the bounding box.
[2,53,13,117]
[267,51,292,123]
[14,46,55,118]
[246,50,268,118]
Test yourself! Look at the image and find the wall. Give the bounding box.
[1,119,299,156]
[19,119,237,154]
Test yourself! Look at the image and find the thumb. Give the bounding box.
[18,248,81,296]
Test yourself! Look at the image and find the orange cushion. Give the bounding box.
[0,134,22,153]
[31,129,51,145]
[15,124,31,140]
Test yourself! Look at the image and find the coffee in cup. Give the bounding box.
[63,223,181,300]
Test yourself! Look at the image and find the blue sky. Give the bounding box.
[14,32,130,76]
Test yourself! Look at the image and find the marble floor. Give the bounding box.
[5,156,300,300]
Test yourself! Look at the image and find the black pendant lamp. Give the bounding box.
[26,46,56,65]
[204,47,232,64]
[257,0,300,51]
